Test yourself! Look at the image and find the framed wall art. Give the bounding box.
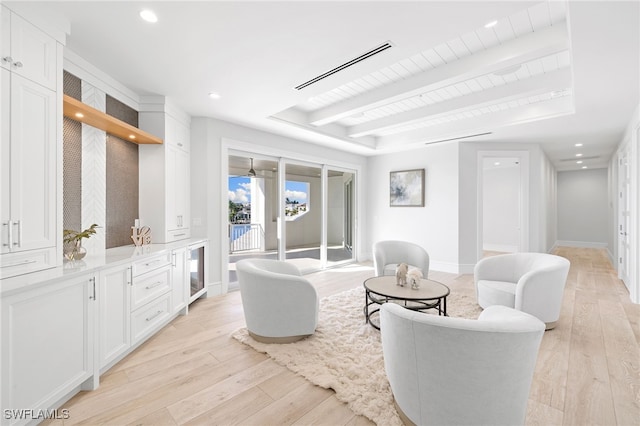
[390,169,425,207]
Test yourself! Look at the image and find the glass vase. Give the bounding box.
[64,240,87,261]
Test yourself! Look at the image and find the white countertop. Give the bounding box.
[1,238,207,297]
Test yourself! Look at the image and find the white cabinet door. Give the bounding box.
[1,274,95,423]
[9,74,56,252]
[0,6,9,72]
[98,264,132,370]
[167,146,189,234]
[139,109,190,243]
[172,247,188,314]
[6,9,57,90]
[1,68,10,253]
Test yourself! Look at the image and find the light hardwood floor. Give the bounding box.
[46,247,639,426]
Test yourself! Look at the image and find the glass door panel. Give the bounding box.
[327,169,355,267]
[228,153,279,287]
[284,162,322,273]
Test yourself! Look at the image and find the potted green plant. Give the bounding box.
[63,223,99,261]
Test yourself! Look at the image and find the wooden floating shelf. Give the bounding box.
[63,95,163,145]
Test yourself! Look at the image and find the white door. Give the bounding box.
[167,146,189,232]
[1,68,10,253]
[98,264,131,369]
[618,148,631,289]
[9,73,56,252]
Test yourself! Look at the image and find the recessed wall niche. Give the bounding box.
[105,95,139,249]
[62,71,140,250]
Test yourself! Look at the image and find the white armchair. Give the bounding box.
[373,240,430,279]
[236,258,319,343]
[380,303,545,426]
[474,253,570,330]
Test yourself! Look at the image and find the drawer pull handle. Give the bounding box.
[144,259,162,267]
[174,233,186,237]
[146,310,163,322]
[145,280,164,289]
[4,259,37,268]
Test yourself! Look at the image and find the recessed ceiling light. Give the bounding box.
[494,162,500,166]
[582,166,588,169]
[140,9,158,23]
[575,143,583,147]
[485,20,498,28]
[576,153,583,157]
[129,135,136,140]
[75,112,84,118]
[208,92,221,99]
[576,160,583,164]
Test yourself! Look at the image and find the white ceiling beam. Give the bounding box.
[268,115,378,150]
[348,68,572,138]
[309,22,569,127]
[375,96,574,149]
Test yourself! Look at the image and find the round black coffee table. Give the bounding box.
[363,275,450,329]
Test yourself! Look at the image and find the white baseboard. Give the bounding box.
[607,248,616,269]
[554,240,608,249]
[482,244,518,253]
[206,281,224,297]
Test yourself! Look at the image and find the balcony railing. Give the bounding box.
[229,223,264,253]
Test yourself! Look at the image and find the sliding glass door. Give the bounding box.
[284,162,322,273]
[227,151,356,285]
[326,168,355,268]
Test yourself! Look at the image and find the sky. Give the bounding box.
[228,177,309,204]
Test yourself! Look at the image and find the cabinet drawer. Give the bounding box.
[131,252,171,277]
[131,292,171,344]
[0,247,56,279]
[167,228,190,242]
[131,265,171,311]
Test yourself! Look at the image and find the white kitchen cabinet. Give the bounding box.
[167,146,190,234]
[0,5,61,279]
[1,274,95,425]
[139,102,191,243]
[98,264,132,371]
[130,253,173,345]
[1,69,58,278]
[171,246,188,314]
[0,5,57,91]
[166,113,190,152]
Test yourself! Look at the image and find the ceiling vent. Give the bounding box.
[559,156,599,162]
[294,42,393,90]
[424,132,492,145]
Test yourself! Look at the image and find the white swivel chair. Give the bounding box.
[236,258,319,343]
[373,240,430,279]
[474,253,570,330]
[380,303,545,426]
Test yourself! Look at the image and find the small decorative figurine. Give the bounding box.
[395,263,409,286]
[407,268,423,290]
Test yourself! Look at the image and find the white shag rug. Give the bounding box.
[232,286,482,425]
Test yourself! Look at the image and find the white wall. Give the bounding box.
[557,168,609,246]
[482,165,520,252]
[541,152,558,253]
[190,117,367,293]
[366,143,460,272]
